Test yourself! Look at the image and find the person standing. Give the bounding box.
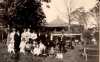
[14,30,21,53]
[20,29,27,54]
[26,28,31,42]
[7,28,16,54]
[39,41,46,55]
[25,28,32,52]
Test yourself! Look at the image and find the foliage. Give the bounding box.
[8,0,45,27]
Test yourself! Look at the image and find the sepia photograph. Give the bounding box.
[0,0,99,62]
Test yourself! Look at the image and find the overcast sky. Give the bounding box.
[41,0,98,23]
[0,0,98,26]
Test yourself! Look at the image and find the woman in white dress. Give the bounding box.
[26,28,31,41]
[24,28,33,52]
[20,29,27,54]
[7,28,16,54]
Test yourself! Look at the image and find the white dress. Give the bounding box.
[7,32,15,53]
[33,45,41,55]
[20,32,27,53]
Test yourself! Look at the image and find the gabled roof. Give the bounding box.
[44,16,68,27]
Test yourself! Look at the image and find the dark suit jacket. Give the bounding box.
[14,32,21,50]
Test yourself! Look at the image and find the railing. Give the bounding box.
[50,33,82,40]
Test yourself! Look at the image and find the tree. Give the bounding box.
[7,0,46,28]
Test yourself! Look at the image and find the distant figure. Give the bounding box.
[14,30,21,53]
[7,28,16,54]
[59,40,66,53]
[74,39,79,46]
[91,38,97,45]
[65,39,70,48]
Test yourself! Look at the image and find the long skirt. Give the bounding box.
[20,41,26,53]
[8,42,15,54]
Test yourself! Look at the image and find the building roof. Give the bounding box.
[44,16,68,27]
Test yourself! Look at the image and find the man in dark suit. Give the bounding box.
[14,30,21,53]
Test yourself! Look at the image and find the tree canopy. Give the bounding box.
[8,0,45,28]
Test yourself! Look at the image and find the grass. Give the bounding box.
[0,40,98,62]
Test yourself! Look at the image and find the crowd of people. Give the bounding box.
[7,28,37,54]
[6,27,97,59]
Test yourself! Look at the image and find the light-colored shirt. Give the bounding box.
[30,32,37,40]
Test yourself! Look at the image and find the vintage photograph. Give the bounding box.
[0,0,99,62]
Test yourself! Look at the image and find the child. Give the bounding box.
[33,44,41,56]
[55,51,63,62]
[49,47,55,56]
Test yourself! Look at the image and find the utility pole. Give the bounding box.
[65,0,72,33]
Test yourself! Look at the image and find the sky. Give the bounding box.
[41,0,98,25]
[0,0,98,27]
